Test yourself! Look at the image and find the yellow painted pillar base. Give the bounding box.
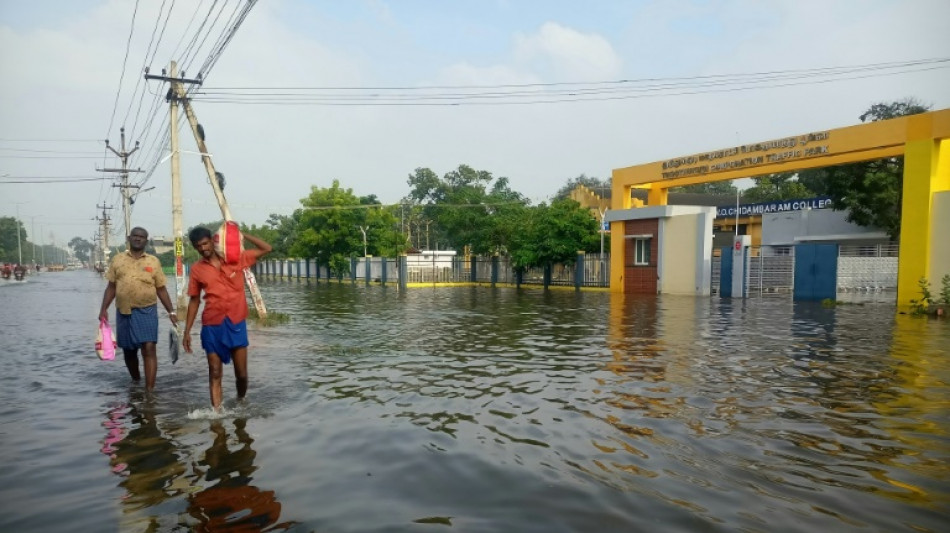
[897,137,950,307]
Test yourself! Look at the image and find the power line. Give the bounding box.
[0,155,109,159]
[104,0,141,140]
[0,138,100,142]
[147,0,177,66]
[190,58,950,106]
[200,57,949,91]
[1,177,114,183]
[0,148,103,154]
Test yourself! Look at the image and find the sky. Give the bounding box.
[1,0,949,250]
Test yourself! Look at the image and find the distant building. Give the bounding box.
[149,236,174,255]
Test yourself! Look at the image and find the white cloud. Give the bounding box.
[513,22,622,81]
[1,0,948,242]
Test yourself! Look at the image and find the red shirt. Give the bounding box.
[188,250,258,326]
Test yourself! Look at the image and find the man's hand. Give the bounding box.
[98,310,109,322]
[168,313,179,328]
[182,331,192,353]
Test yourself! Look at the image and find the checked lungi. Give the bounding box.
[115,304,158,350]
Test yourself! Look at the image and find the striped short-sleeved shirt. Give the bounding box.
[106,251,167,314]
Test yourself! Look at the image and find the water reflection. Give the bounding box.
[6,274,949,532]
[187,419,295,532]
[101,393,187,530]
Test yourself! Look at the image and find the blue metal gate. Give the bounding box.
[720,247,734,298]
[793,244,838,301]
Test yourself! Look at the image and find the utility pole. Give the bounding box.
[100,127,143,238]
[166,61,187,317]
[147,64,268,319]
[97,203,113,267]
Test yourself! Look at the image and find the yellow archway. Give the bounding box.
[610,109,950,307]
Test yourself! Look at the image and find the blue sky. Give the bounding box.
[1,0,949,246]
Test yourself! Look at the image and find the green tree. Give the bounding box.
[0,217,27,263]
[509,199,599,269]
[797,98,930,239]
[289,180,367,278]
[741,172,817,202]
[242,212,301,259]
[553,174,610,201]
[406,164,528,254]
[68,237,95,263]
[670,182,738,195]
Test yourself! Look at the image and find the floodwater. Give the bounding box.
[1,271,948,532]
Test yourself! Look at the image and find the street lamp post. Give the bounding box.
[358,225,368,257]
[14,203,24,264]
[31,216,36,265]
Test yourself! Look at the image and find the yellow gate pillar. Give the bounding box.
[897,125,950,307]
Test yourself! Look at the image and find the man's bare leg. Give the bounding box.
[123,348,140,382]
[141,342,158,391]
[231,347,249,400]
[207,353,224,410]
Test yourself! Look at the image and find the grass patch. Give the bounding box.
[248,308,291,326]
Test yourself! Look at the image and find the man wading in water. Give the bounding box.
[182,226,272,410]
[99,227,178,390]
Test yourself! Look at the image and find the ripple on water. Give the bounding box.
[2,275,950,532]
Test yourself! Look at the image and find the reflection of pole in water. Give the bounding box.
[187,419,295,531]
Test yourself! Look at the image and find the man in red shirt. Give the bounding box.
[182,226,272,410]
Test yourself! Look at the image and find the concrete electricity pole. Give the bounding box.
[100,127,143,238]
[147,64,268,319]
[97,203,113,266]
[168,61,186,317]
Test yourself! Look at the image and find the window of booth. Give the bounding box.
[634,238,651,265]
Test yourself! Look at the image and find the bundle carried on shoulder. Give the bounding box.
[214,221,243,264]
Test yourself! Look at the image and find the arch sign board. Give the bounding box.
[610,108,950,306]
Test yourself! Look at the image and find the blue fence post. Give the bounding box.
[470,255,477,283]
[543,264,552,289]
[491,254,499,287]
[305,259,311,280]
[350,257,357,283]
[515,268,523,288]
[381,257,387,286]
[575,251,585,290]
[365,256,372,285]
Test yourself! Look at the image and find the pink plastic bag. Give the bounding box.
[96,318,117,361]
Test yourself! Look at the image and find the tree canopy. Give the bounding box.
[671,182,738,195]
[289,180,403,277]
[553,174,610,201]
[741,172,817,203]
[68,237,94,263]
[509,199,599,269]
[797,97,930,239]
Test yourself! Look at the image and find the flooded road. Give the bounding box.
[0,271,948,532]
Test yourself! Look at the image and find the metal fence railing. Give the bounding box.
[712,243,900,297]
[253,252,611,289]
[837,243,899,291]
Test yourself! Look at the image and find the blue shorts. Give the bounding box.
[200,317,248,365]
[116,305,158,350]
